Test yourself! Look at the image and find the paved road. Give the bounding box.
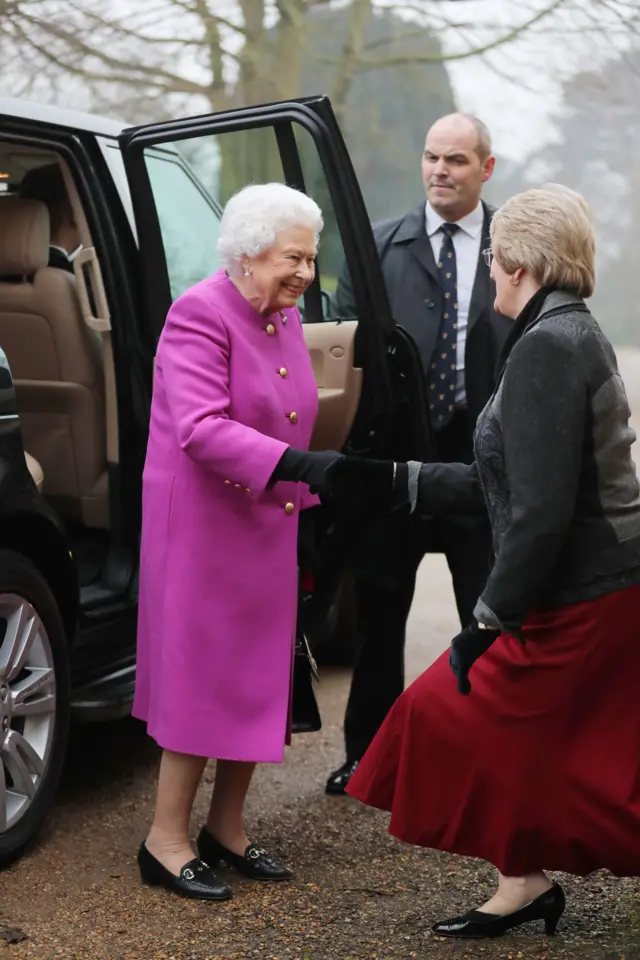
[3,351,640,959]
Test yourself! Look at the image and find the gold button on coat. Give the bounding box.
[287,412,298,423]
[284,502,295,515]
[278,367,288,379]
[224,480,231,485]
[266,324,276,336]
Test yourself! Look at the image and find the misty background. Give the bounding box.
[1,0,639,345]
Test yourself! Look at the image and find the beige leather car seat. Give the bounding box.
[0,197,108,527]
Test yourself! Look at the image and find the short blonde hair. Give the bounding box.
[490,183,595,298]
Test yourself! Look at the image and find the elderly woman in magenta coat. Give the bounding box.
[132,183,340,901]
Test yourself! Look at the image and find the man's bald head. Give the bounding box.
[421,113,495,221]
[428,113,492,161]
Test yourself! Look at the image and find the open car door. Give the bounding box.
[117,96,433,624]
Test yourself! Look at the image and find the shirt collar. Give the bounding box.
[425,200,484,240]
[50,244,70,258]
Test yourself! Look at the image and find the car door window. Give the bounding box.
[119,99,415,457]
[145,150,222,300]
[139,127,352,321]
[291,125,353,322]
[135,127,361,449]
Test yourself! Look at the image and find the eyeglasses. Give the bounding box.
[482,247,493,267]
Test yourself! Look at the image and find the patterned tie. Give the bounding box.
[428,222,459,430]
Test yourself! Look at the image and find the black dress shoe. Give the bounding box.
[432,883,566,939]
[325,759,359,795]
[197,827,292,881]
[137,843,232,901]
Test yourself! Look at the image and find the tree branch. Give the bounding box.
[15,8,231,87]
[159,0,198,11]
[193,0,228,97]
[600,0,640,34]
[63,0,178,32]
[353,0,569,69]
[361,21,529,52]
[61,10,206,46]
[13,13,213,93]
[330,0,372,124]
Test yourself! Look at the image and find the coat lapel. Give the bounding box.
[394,201,494,311]
[410,234,439,285]
[466,202,493,336]
[392,205,439,285]
[387,201,494,367]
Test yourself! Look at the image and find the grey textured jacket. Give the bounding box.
[415,291,640,633]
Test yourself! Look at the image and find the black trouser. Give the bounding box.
[343,411,493,763]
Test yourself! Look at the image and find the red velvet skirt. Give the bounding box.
[347,584,640,877]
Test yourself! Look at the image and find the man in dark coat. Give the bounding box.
[327,113,511,794]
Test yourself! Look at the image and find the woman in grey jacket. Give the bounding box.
[325,185,640,939]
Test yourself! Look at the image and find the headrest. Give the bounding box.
[0,197,50,277]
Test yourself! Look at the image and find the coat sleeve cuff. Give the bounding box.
[473,598,504,632]
[473,597,525,640]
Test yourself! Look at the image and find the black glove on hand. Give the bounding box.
[271,447,343,494]
[324,457,410,511]
[449,619,501,696]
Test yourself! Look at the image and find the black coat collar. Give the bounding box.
[391,201,494,334]
[392,199,494,242]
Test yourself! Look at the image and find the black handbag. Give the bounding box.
[291,590,322,733]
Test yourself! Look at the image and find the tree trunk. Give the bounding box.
[330,0,372,128]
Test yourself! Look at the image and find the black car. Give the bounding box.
[0,94,432,864]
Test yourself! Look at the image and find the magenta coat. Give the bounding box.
[132,269,319,762]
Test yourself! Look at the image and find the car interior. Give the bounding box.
[0,142,116,596]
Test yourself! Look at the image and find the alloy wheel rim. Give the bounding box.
[0,594,56,833]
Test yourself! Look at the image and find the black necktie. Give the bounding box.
[428,222,459,429]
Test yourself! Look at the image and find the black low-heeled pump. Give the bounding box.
[432,883,566,940]
[325,760,359,795]
[197,827,293,881]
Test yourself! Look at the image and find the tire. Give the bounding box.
[0,549,71,867]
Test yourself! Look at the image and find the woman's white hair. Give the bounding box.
[218,182,324,275]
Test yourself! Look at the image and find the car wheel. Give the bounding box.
[0,549,70,867]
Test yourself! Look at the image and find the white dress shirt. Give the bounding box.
[425,201,484,409]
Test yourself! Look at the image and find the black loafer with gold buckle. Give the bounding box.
[197,827,293,881]
[137,843,232,901]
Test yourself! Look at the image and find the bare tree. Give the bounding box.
[1,0,638,207]
[2,0,637,122]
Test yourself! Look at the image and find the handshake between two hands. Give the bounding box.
[307,453,408,512]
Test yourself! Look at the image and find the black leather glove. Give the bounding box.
[271,447,343,493]
[324,456,410,511]
[449,619,501,696]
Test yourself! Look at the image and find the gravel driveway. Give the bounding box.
[3,351,640,960]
